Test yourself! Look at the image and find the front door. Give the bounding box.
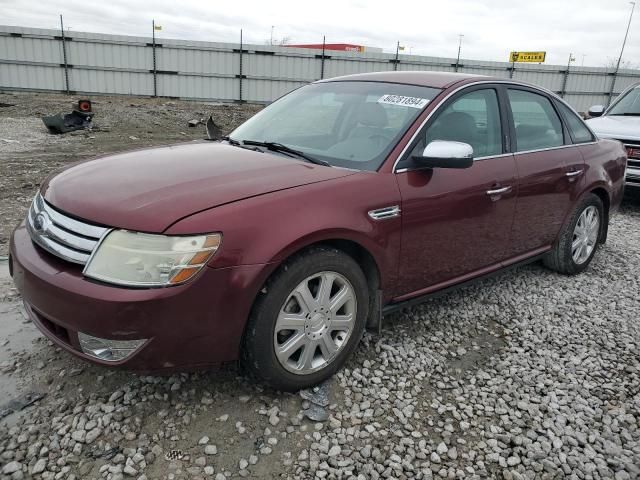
[394,87,517,298]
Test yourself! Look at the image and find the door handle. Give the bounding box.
[565,169,584,178]
[486,186,512,196]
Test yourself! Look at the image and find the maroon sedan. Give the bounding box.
[10,72,626,391]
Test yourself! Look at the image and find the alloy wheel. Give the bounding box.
[572,205,600,265]
[274,271,357,375]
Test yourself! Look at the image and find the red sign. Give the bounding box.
[287,43,365,52]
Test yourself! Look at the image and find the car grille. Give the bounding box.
[618,139,640,187]
[26,192,109,265]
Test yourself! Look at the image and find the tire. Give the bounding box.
[242,247,369,391]
[543,193,604,275]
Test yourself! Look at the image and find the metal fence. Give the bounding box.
[2,25,640,112]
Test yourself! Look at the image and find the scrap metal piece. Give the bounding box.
[42,110,93,134]
[254,436,265,450]
[299,380,331,407]
[89,446,121,460]
[0,391,46,419]
[206,115,222,140]
[300,379,332,422]
[77,99,92,112]
[303,403,329,422]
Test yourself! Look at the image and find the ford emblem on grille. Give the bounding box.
[33,212,49,233]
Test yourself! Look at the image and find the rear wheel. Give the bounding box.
[543,193,604,275]
[243,247,369,391]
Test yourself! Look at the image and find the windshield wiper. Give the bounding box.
[609,112,640,116]
[241,140,331,167]
[221,135,241,145]
[220,136,264,152]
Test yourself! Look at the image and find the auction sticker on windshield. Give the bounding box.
[377,94,430,109]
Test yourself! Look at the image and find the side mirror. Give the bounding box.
[412,140,474,169]
[588,105,605,117]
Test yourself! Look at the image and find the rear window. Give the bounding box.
[557,102,594,144]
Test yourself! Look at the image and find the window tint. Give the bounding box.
[557,102,594,143]
[418,88,503,158]
[508,89,564,151]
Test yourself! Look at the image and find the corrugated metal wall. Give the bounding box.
[2,25,639,112]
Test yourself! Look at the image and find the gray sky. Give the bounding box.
[2,0,638,67]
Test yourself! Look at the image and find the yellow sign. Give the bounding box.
[154,25,163,31]
[509,51,546,63]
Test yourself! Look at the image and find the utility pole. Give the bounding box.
[581,54,587,67]
[560,53,575,98]
[270,26,275,46]
[59,14,70,94]
[455,34,464,72]
[608,1,636,106]
[510,52,516,79]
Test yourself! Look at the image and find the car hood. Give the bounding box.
[43,142,356,232]
[586,115,640,141]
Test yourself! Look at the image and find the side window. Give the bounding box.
[416,88,503,158]
[556,102,594,143]
[508,89,564,151]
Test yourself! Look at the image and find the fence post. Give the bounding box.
[393,41,400,71]
[320,36,326,80]
[455,34,463,72]
[152,20,157,97]
[238,29,244,102]
[59,15,70,94]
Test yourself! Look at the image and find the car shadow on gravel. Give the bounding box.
[380,275,511,377]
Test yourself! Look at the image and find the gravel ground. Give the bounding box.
[1,93,639,480]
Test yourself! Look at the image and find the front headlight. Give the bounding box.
[83,230,221,287]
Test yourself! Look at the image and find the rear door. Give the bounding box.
[505,87,585,257]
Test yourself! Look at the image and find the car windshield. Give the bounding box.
[608,86,640,116]
[229,81,441,170]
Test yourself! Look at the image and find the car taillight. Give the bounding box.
[626,147,640,159]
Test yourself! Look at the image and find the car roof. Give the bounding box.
[321,71,494,89]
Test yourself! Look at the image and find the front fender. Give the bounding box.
[164,171,402,298]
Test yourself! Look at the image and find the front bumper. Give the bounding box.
[10,222,270,371]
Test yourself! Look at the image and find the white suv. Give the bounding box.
[586,83,640,189]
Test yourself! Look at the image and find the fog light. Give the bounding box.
[78,332,147,362]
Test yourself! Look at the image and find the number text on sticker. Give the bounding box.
[377,95,430,109]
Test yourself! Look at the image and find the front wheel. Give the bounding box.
[543,193,604,275]
[242,247,369,391]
